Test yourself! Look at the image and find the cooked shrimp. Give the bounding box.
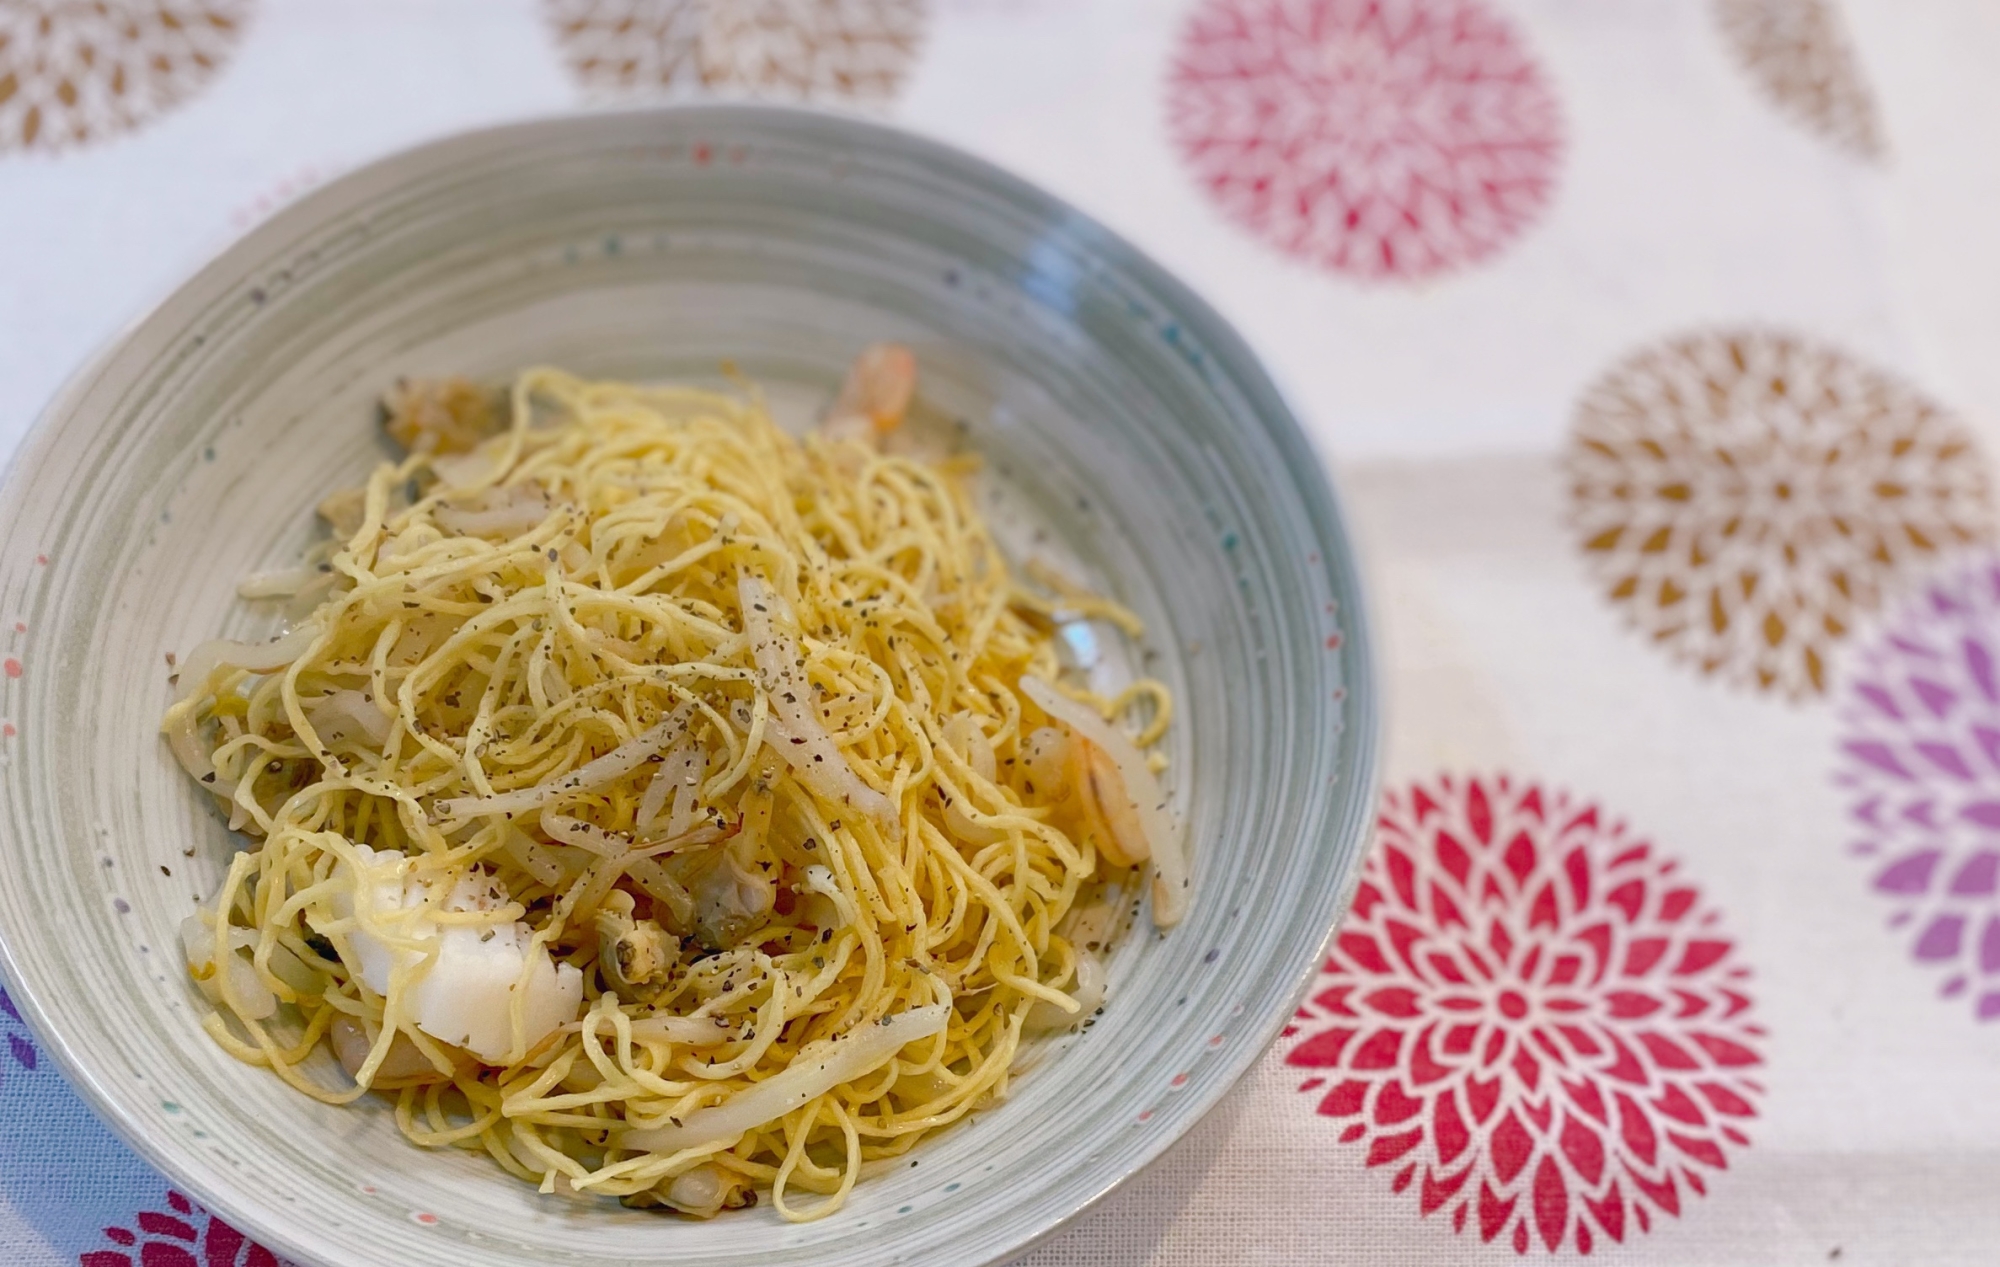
[820,343,916,444]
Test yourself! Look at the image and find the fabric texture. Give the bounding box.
[1,0,1996,1262]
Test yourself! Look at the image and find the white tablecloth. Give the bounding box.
[4,1,1999,1263]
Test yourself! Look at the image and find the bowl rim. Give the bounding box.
[0,102,1382,1266]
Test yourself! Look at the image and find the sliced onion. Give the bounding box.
[434,504,550,537]
[939,712,1006,844]
[636,754,676,830]
[628,857,696,933]
[428,442,509,490]
[219,953,277,1021]
[562,1059,605,1093]
[437,706,691,821]
[619,1004,948,1153]
[669,753,708,836]
[1058,891,1124,955]
[936,791,1000,839]
[639,737,703,832]
[264,937,326,996]
[941,790,1004,847]
[1073,948,1109,1014]
[633,824,728,862]
[164,710,236,798]
[942,712,997,784]
[1024,950,1105,1033]
[539,812,630,859]
[539,811,722,869]
[236,566,322,599]
[180,915,276,1021]
[175,622,322,703]
[1020,676,1186,928]
[501,827,580,889]
[738,574,896,832]
[434,483,554,537]
[329,1015,443,1085]
[305,689,392,748]
[378,612,452,669]
[317,486,367,540]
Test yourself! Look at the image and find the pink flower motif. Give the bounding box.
[1286,775,1765,1254]
[1166,0,1564,281]
[80,1190,289,1267]
[1837,559,2000,1021]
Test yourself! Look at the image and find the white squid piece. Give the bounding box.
[317,844,583,1064]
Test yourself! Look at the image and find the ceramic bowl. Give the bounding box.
[0,106,1377,1267]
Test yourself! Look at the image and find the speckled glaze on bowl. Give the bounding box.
[0,106,1377,1267]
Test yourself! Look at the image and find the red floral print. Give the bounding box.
[1287,775,1765,1254]
[80,1190,286,1267]
[1166,0,1564,281]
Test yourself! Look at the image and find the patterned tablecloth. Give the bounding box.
[3,1,1999,1263]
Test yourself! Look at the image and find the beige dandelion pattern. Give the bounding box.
[542,0,926,105]
[1567,330,1993,699]
[0,0,250,155]
[1714,0,1884,160]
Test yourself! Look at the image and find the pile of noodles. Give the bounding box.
[161,365,1182,1220]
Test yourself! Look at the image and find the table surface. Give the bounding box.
[4,1,2000,1264]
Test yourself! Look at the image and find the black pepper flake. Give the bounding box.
[159,865,171,876]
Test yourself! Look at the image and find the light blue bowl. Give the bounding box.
[0,106,1378,1266]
